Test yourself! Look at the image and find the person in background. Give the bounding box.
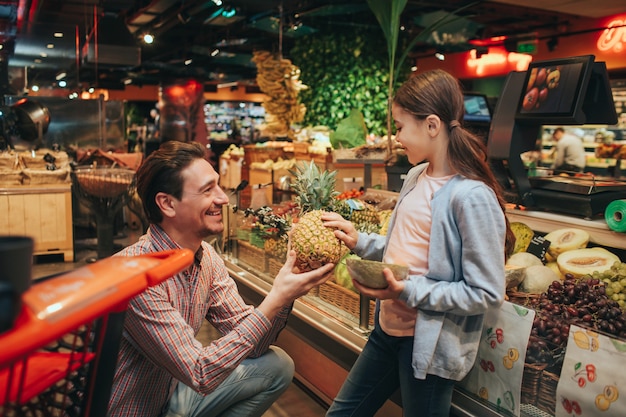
[551,126,586,174]
[107,141,334,417]
[322,69,514,417]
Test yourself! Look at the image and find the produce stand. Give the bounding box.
[0,248,194,416]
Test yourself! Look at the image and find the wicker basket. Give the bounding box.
[319,281,375,326]
[238,240,268,272]
[22,168,70,185]
[268,256,283,278]
[537,370,559,415]
[0,169,23,186]
[521,362,547,406]
[506,290,541,308]
[74,167,135,198]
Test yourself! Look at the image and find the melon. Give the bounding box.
[519,265,560,293]
[557,248,620,278]
[510,222,534,254]
[544,228,589,259]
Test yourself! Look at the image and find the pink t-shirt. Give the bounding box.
[380,171,453,336]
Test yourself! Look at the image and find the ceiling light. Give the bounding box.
[217,81,237,89]
[211,48,220,56]
[88,87,95,93]
[46,44,54,49]
[212,0,223,5]
[143,34,154,44]
[185,59,193,65]
[435,52,445,61]
[54,32,63,38]
[55,71,67,80]
[31,85,39,92]
[221,6,236,18]
[58,80,67,87]
[123,78,133,85]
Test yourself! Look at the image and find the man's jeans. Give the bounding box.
[326,325,455,417]
[163,346,294,417]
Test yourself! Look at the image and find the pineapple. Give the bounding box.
[289,160,345,272]
[351,202,380,233]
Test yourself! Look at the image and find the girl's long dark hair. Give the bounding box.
[394,69,515,258]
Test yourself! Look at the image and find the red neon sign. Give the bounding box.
[597,18,626,53]
[466,49,533,76]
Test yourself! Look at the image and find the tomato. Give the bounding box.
[522,87,539,111]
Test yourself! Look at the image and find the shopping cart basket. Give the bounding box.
[0,248,194,417]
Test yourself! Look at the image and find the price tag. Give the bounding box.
[527,235,550,262]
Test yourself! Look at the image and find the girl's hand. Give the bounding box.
[321,212,359,250]
[352,267,405,300]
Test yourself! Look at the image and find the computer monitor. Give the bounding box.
[516,55,593,124]
[463,93,492,124]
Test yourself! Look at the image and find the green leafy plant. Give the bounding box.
[290,29,395,136]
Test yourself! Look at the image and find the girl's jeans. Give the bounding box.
[326,325,455,417]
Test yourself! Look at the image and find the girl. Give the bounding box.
[323,69,515,417]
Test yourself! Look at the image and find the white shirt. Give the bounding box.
[380,171,452,336]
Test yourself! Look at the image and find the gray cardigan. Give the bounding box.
[353,163,506,381]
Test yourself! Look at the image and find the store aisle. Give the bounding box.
[31,227,328,417]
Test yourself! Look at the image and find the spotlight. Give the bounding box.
[435,52,445,61]
[143,33,154,44]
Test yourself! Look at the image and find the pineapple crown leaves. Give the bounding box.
[289,160,340,213]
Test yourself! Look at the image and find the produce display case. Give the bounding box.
[220,198,626,417]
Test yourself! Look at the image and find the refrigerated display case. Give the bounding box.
[219,200,626,417]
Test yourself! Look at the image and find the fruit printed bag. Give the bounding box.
[556,324,626,417]
[458,301,535,417]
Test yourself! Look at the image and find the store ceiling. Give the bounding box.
[2,0,623,94]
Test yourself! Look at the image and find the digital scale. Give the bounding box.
[487,55,625,219]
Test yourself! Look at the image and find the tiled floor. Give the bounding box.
[31,226,328,417]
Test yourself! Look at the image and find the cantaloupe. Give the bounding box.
[556,248,620,278]
[544,228,589,259]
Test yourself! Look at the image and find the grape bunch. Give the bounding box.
[590,261,626,310]
[526,276,626,366]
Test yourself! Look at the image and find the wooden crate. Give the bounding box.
[319,281,374,326]
[0,184,74,262]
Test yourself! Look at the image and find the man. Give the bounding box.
[107,141,334,417]
[551,127,586,174]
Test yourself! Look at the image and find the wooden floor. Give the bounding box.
[32,228,329,417]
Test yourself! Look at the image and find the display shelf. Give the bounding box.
[506,206,626,250]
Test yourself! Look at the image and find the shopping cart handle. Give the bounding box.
[141,249,195,286]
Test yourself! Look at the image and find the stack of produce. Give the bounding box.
[526,275,626,371]
[251,50,307,139]
[243,205,294,257]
